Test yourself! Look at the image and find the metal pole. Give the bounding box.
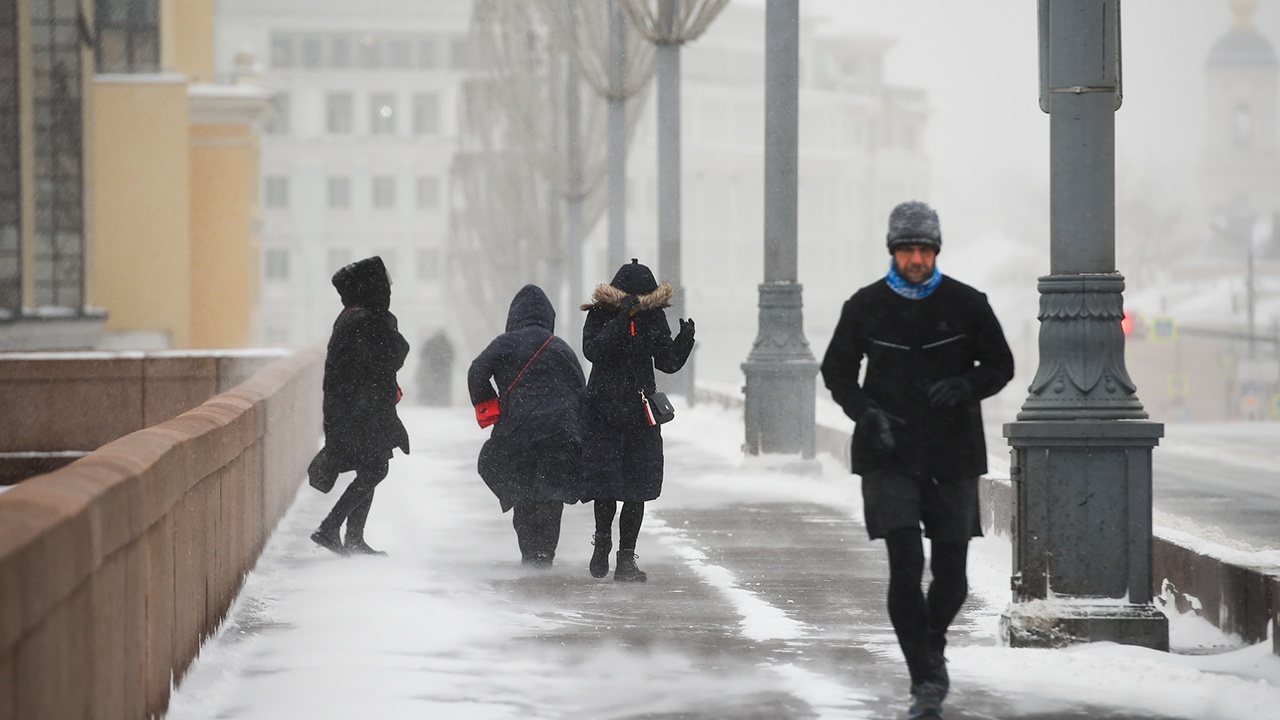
[655,1,693,401]
[607,0,627,272]
[741,0,817,460]
[1003,0,1167,650]
[566,1,584,352]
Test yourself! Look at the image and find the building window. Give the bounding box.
[416,176,439,209]
[264,176,289,209]
[327,176,351,209]
[387,38,411,68]
[327,247,352,275]
[450,37,470,69]
[417,247,439,281]
[1233,104,1253,148]
[327,93,353,134]
[370,93,396,135]
[372,176,396,209]
[357,35,381,69]
[417,37,437,68]
[95,0,160,73]
[0,0,20,310]
[301,35,323,69]
[413,94,439,136]
[330,35,353,68]
[33,0,86,308]
[265,93,290,135]
[268,32,295,69]
[264,248,289,280]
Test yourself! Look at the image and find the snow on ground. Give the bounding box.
[164,402,1280,720]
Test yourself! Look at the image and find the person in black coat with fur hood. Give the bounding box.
[468,284,587,567]
[580,259,695,582]
[820,201,1013,718]
[311,256,410,556]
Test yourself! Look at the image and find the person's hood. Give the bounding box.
[332,256,391,311]
[580,282,673,313]
[608,258,658,295]
[505,284,555,333]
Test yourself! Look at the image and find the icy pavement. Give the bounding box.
[165,403,1280,720]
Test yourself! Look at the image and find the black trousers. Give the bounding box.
[512,499,564,561]
[319,458,390,542]
[884,527,969,686]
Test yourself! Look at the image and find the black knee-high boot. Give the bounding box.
[590,500,616,578]
[614,501,646,582]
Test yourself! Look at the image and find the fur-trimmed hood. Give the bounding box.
[580,282,673,312]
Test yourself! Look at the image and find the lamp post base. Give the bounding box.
[1001,601,1169,650]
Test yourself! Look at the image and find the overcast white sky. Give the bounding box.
[799,1,1280,196]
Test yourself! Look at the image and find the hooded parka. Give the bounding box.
[580,260,695,502]
[323,256,410,471]
[469,285,587,511]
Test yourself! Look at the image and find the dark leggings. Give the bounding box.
[594,500,644,551]
[319,458,390,542]
[884,527,969,685]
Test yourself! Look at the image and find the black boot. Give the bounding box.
[614,550,647,583]
[311,526,345,555]
[344,537,387,556]
[589,534,612,578]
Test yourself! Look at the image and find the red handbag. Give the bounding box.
[474,334,554,429]
[475,398,500,428]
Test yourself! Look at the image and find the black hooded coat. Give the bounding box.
[323,256,410,471]
[580,260,695,502]
[468,285,587,512]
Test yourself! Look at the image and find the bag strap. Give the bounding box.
[501,333,554,402]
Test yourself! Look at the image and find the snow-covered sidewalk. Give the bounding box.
[164,403,1280,720]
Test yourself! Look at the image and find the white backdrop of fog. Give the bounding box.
[723,1,1280,407]
[788,1,1279,271]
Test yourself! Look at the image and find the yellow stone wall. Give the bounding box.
[90,78,193,348]
[189,123,260,349]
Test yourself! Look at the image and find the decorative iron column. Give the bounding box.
[741,0,817,459]
[1002,0,1168,650]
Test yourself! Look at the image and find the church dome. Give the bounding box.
[1208,0,1278,67]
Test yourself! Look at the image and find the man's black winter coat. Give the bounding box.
[821,275,1014,478]
[323,256,410,471]
[468,285,587,511]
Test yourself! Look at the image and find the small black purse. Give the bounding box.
[642,389,676,426]
[307,448,338,493]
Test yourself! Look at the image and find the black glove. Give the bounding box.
[679,317,695,336]
[618,295,641,316]
[860,406,903,454]
[926,377,973,408]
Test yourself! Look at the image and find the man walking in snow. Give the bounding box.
[820,201,1014,719]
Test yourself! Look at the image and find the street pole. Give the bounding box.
[607,0,627,273]
[741,0,817,460]
[655,1,694,401]
[565,1,584,352]
[1002,0,1167,650]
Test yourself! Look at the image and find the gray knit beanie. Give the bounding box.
[886,200,942,253]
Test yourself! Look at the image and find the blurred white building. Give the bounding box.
[613,3,930,386]
[214,0,471,398]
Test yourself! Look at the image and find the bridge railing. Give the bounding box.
[0,347,323,720]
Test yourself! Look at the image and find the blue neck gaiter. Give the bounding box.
[886,260,942,300]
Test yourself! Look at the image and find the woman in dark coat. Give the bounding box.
[468,284,586,567]
[580,259,695,582]
[311,256,410,556]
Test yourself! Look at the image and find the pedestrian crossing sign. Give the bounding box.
[1151,317,1177,343]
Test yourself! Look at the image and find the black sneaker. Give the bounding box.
[589,534,612,578]
[908,680,946,719]
[311,528,346,555]
[928,652,949,701]
[344,538,387,556]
